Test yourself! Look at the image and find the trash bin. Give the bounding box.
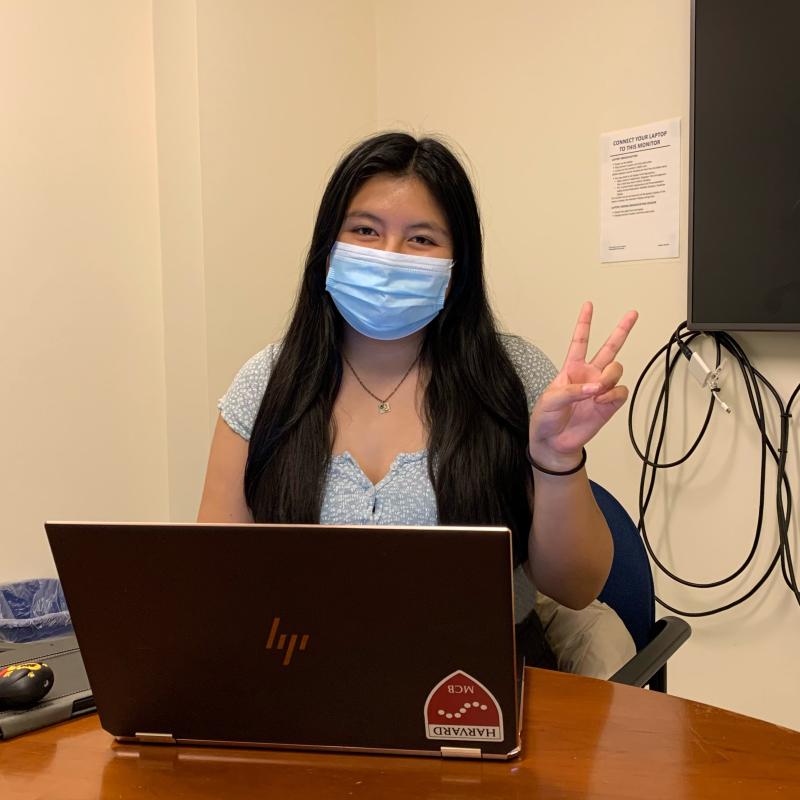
[0,579,73,643]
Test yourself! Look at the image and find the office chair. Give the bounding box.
[591,480,691,692]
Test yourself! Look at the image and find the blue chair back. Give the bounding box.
[591,481,654,652]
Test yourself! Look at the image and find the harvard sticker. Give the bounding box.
[423,670,503,741]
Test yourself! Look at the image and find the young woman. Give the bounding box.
[198,132,638,669]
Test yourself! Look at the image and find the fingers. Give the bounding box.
[539,362,626,413]
[598,360,623,390]
[563,301,593,366]
[563,303,638,371]
[588,361,627,405]
[594,385,629,406]
[590,310,639,370]
[537,381,604,413]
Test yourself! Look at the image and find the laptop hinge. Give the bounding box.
[440,746,482,759]
[133,732,176,745]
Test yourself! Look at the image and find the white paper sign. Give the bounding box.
[600,118,680,263]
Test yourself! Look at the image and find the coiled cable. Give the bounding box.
[627,322,799,616]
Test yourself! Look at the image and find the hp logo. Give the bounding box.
[266,617,310,666]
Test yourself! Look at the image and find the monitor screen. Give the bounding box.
[689,0,800,330]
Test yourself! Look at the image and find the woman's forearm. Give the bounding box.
[528,468,613,609]
[523,303,636,608]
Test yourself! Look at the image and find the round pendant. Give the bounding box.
[378,402,391,414]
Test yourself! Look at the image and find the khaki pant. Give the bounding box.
[535,593,636,679]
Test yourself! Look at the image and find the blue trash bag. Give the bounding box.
[0,579,73,643]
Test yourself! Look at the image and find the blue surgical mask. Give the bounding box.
[326,241,454,340]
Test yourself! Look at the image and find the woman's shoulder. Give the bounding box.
[217,341,283,440]
[498,333,558,411]
[232,341,283,384]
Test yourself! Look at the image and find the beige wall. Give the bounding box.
[1,0,376,558]
[195,0,377,413]
[0,1,169,579]
[375,0,800,729]
[152,0,210,523]
[153,0,378,520]
[3,0,798,731]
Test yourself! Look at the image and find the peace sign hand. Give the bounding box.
[529,302,638,471]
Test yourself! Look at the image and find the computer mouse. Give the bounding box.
[0,662,55,709]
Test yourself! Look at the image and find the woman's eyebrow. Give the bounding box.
[345,211,384,224]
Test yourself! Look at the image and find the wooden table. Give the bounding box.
[1,668,798,799]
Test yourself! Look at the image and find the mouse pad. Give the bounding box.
[0,635,95,740]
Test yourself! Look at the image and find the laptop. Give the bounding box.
[44,521,524,760]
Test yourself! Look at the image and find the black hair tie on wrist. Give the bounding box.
[526,447,587,476]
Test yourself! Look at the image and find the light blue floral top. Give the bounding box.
[219,335,558,621]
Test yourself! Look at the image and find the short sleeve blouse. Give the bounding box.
[218,334,558,620]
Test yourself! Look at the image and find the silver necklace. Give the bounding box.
[341,352,420,414]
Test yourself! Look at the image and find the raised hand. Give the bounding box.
[529,302,638,471]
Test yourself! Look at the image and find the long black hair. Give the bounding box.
[244,132,534,564]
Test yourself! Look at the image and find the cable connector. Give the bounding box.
[679,342,732,414]
[711,389,732,414]
[688,351,725,390]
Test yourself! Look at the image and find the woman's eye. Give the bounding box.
[353,226,378,236]
[410,235,436,246]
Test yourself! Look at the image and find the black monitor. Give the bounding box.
[689,0,800,330]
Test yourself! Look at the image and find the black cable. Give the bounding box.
[628,322,799,616]
[631,329,765,590]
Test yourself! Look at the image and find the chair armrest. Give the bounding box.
[608,616,691,688]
